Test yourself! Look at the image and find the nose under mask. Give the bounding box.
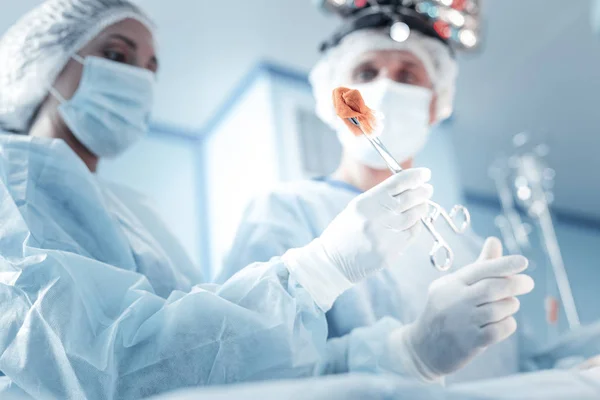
[335,79,433,169]
[49,55,155,159]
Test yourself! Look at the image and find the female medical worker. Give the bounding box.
[218,3,600,384]
[0,1,472,398]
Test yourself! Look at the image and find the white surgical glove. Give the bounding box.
[386,237,535,382]
[283,168,433,311]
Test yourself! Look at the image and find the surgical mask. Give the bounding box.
[50,55,155,158]
[336,79,433,169]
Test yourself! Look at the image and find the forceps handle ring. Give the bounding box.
[429,201,471,235]
[423,201,459,271]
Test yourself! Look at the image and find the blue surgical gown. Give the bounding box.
[0,135,409,399]
[218,177,600,383]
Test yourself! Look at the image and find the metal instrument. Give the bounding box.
[490,133,580,330]
[350,117,471,271]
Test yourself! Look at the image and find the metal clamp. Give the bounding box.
[423,201,471,271]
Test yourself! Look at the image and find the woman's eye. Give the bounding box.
[103,50,127,63]
[355,68,379,83]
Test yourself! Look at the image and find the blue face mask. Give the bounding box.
[50,55,155,158]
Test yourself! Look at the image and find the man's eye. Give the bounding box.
[355,68,379,82]
[395,70,418,84]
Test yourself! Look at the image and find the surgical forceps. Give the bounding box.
[349,117,471,271]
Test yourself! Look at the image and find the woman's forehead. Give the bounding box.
[95,18,155,49]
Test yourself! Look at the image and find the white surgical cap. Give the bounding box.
[0,0,154,133]
[310,28,458,128]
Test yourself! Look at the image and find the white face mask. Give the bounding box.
[335,79,433,169]
[50,55,155,159]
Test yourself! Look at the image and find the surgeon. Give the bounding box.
[0,1,535,399]
[218,1,600,383]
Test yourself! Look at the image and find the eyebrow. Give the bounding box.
[108,33,137,50]
[401,60,421,68]
[354,60,376,69]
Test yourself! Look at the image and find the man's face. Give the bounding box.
[344,49,437,125]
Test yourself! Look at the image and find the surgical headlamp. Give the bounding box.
[315,0,482,53]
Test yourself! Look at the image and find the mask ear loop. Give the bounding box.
[71,54,86,65]
[48,54,87,104]
[48,86,66,104]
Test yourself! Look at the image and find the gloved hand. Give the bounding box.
[386,237,535,381]
[283,168,433,311]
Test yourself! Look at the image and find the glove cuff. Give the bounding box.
[387,325,445,384]
[282,238,353,312]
